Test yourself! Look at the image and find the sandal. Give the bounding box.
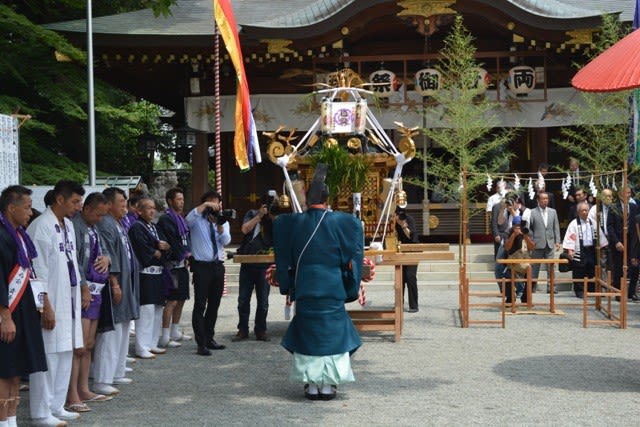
[318,385,337,401]
[304,384,319,401]
[83,393,113,403]
[65,402,91,413]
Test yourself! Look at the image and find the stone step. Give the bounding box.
[224,243,568,286]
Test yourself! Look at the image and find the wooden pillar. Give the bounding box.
[530,128,548,169]
[191,132,209,203]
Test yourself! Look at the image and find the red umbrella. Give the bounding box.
[572,28,640,92]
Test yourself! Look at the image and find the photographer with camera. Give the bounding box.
[493,192,529,293]
[186,191,232,356]
[232,191,280,342]
[504,216,535,304]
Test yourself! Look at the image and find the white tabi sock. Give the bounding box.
[7,416,16,427]
[320,384,335,394]
[0,419,9,427]
[306,383,318,395]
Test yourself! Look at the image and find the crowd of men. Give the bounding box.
[490,160,639,304]
[0,180,281,426]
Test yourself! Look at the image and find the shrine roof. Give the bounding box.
[45,0,634,38]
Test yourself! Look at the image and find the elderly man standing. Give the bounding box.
[93,187,140,396]
[27,180,85,426]
[129,196,171,357]
[563,201,606,298]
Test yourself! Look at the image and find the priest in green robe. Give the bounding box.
[273,164,363,401]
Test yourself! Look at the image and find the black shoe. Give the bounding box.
[631,294,640,302]
[206,340,226,350]
[197,346,211,356]
[406,307,419,313]
[231,331,249,342]
[575,293,584,299]
[255,332,271,342]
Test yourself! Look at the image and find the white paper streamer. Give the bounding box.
[589,175,597,199]
[527,177,535,201]
[561,177,569,200]
[486,174,493,192]
[513,174,521,192]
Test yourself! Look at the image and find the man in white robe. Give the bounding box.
[27,180,84,426]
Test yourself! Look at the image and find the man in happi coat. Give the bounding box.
[156,188,191,348]
[273,164,363,401]
[0,185,46,427]
[27,180,84,425]
[128,196,170,358]
[92,187,140,396]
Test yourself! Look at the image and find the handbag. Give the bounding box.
[509,239,530,274]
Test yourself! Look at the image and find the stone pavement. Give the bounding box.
[18,282,640,426]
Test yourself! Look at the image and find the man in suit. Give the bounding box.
[527,192,561,293]
[607,187,639,301]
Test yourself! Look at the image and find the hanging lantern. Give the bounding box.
[473,67,490,94]
[369,69,396,98]
[415,68,441,97]
[507,65,536,95]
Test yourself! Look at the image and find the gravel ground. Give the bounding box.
[17,282,640,426]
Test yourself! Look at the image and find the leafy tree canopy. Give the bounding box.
[1,1,176,185]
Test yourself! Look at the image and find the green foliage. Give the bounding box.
[309,143,372,202]
[553,14,631,177]
[414,16,515,203]
[0,2,175,184]
[20,140,90,185]
[309,144,351,200]
[344,154,370,193]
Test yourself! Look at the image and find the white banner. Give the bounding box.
[0,114,20,190]
[185,87,626,134]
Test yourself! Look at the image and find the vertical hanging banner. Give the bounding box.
[213,0,261,171]
[0,114,20,189]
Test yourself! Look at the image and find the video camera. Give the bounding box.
[264,189,281,216]
[204,207,237,225]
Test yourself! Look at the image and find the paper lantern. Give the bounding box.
[473,67,490,94]
[369,69,397,97]
[508,66,536,95]
[415,68,441,96]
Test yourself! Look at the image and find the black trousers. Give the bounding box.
[610,246,639,298]
[191,261,225,347]
[572,247,595,296]
[402,265,419,310]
